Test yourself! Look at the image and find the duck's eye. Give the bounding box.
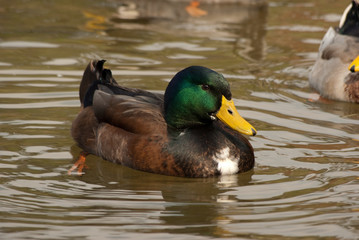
[201,84,210,91]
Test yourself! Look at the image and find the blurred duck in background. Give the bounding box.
[309,0,359,103]
[113,0,267,61]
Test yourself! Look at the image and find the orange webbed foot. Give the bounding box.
[68,152,89,176]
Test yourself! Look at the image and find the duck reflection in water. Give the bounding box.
[70,144,253,238]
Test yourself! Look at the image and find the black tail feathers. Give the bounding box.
[79,60,118,107]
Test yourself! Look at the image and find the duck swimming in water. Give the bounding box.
[309,0,359,102]
[70,60,256,177]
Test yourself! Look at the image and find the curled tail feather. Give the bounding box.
[79,59,119,107]
[79,60,105,105]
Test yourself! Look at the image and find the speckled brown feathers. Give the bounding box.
[345,72,359,101]
[71,106,98,154]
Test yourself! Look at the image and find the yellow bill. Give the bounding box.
[348,56,359,72]
[216,96,257,136]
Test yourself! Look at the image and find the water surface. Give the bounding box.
[1,0,359,239]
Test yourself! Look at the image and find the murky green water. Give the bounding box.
[1,0,359,239]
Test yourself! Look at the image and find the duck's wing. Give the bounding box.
[320,28,359,63]
[92,90,166,135]
[77,59,166,134]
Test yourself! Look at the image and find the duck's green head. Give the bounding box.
[164,66,256,136]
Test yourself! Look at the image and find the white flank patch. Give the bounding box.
[178,131,186,137]
[213,147,239,175]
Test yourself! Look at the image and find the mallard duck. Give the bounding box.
[70,60,256,178]
[309,0,359,103]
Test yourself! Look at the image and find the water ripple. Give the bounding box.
[0,100,79,109]
[0,41,59,48]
